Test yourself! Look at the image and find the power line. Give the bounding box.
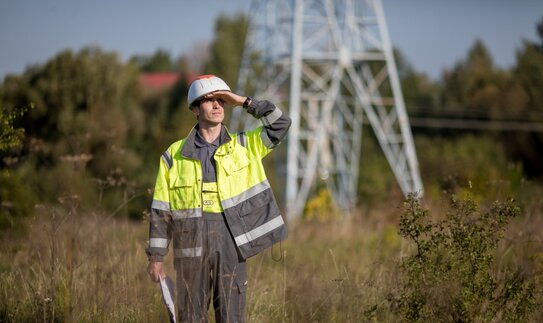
[408,106,543,120]
[408,117,543,132]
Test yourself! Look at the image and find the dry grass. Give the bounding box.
[0,193,541,322]
[0,199,171,322]
[246,210,404,322]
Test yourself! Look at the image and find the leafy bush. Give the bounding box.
[394,194,539,322]
[0,101,30,152]
[0,170,34,230]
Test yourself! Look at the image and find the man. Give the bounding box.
[146,75,291,322]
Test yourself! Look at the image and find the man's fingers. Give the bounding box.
[154,273,162,282]
[206,91,242,105]
[147,262,165,283]
[205,91,229,98]
[147,268,157,282]
[150,271,161,283]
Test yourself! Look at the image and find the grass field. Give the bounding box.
[1,191,542,322]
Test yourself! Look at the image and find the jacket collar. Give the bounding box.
[180,123,233,159]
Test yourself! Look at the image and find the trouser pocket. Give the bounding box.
[235,276,247,322]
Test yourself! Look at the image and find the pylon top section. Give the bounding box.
[233,0,423,219]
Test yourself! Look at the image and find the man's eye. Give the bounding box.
[201,98,225,105]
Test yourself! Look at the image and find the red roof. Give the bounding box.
[186,71,202,84]
[139,72,180,90]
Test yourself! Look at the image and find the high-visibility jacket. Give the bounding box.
[146,99,291,261]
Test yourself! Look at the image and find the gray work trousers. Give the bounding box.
[175,212,247,323]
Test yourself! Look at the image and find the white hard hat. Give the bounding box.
[187,75,231,108]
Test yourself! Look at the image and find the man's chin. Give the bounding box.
[202,119,224,126]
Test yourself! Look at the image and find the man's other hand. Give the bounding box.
[147,261,165,283]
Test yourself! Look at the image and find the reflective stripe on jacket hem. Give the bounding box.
[221,180,271,210]
[151,199,170,211]
[152,201,202,218]
[174,247,202,258]
[234,215,284,246]
[172,208,202,219]
[149,238,169,248]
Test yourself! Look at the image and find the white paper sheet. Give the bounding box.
[160,276,176,323]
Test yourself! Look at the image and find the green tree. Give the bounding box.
[0,98,28,152]
[438,38,533,145]
[441,39,508,114]
[1,47,144,211]
[130,48,174,72]
[505,16,543,177]
[138,69,193,166]
[514,17,543,113]
[0,98,34,229]
[394,48,441,117]
[204,13,249,87]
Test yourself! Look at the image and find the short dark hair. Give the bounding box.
[190,100,201,110]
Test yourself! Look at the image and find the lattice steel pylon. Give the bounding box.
[230,0,423,220]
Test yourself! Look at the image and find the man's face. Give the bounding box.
[193,97,225,126]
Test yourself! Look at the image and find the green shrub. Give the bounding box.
[394,193,539,322]
[0,170,34,230]
[416,135,524,201]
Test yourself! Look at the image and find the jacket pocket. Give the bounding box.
[168,176,198,210]
[220,146,250,176]
[239,193,270,217]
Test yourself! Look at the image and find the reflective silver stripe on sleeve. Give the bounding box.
[151,199,170,211]
[260,130,274,148]
[234,215,285,246]
[261,107,282,126]
[174,247,202,258]
[171,208,202,219]
[161,151,173,169]
[221,180,271,210]
[237,131,246,147]
[149,238,169,248]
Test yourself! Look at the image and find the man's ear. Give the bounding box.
[191,106,200,119]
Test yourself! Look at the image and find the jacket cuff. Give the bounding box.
[148,255,164,262]
[245,98,258,115]
[246,98,277,119]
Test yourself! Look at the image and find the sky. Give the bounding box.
[0,0,542,81]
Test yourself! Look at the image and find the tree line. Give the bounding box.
[0,13,542,227]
